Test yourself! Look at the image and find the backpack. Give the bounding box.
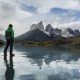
[6,31,12,40]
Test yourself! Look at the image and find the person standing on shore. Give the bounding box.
[4,24,15,59]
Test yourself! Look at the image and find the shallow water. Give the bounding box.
[0,44,80,80]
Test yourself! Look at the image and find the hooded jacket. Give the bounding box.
[5,27,14,41]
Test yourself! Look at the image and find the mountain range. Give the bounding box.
[15,21,80,43]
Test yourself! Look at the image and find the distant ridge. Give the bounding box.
[15,21,80,43]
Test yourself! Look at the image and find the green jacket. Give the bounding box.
[5,27,14,41]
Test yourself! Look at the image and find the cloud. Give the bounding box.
[16,0,80,14]
[0,0,80,36]
[0,0,33,36]
[59,21,80,30]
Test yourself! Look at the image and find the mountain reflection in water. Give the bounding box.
[14,44,80,80]
[0,44,80,80]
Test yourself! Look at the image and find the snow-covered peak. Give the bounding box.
[61,27,74,38]
[30,22,80,38]
[45,24,62,36]
[53,28,62,35]
[66,27,75,35]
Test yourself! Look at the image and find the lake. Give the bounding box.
[0,44,80,80]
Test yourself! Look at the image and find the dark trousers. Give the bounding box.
[4,40,13,56]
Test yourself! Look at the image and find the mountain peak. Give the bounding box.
[45,24,53,32]
[37,21,44,31]
[38,21,43,25]
[30,21,44,31]
[30,24,37,31]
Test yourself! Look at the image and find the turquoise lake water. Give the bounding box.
[0,44,80,80]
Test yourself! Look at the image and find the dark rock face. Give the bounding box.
[45,24,62,35]
[16,22,64,42]
[16,22,80,43]
[45,24,53,33]
[36,21,44,31]
[67,28,75,35]
[74,29,80,36]
[50,33,64,40]
[61,27,80,38]
[16,29,51,42]
[16,29,64,42]
[53,28,62,35]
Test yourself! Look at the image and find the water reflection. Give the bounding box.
[14,44,80,80]
[4,57,15,80]
[14,44,80,65]
[19,74,35,80]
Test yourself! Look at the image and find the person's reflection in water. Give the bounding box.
[4,57,15,80]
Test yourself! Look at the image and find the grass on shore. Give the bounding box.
[15,37,80,46]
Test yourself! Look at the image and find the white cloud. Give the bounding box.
[0,0,80,36]
[59,21,80,30]
[16,0,80,14]
[37,0,80,14]
[0,0,33,36]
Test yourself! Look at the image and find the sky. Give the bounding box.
[0,0,80,36]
